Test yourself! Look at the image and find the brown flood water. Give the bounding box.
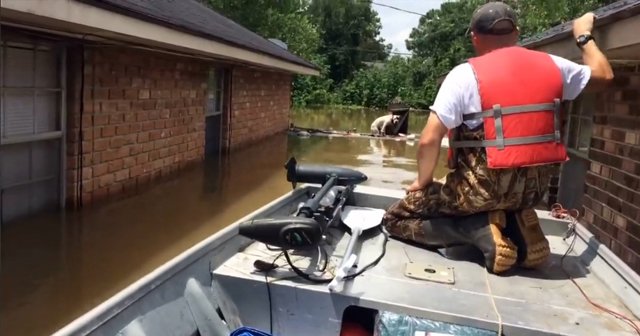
[1,107,448,335]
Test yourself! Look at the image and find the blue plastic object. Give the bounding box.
[230,326,273,336]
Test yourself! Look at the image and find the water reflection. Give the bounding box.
[288,134,447,190]
[1,108,447,336]
[1,134,293,336]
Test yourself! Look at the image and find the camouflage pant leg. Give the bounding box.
[382,163,553,245]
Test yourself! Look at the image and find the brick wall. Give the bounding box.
[543,164,562,207]
[66,46,208,206]
[228,67,292,149]
[543,100,574,208]
[581,66,640,271]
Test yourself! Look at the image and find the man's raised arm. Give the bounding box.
[574,12,614,90]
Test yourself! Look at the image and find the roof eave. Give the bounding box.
[73,0,320,72]
[0,0,320,76]
[521,0,640,50]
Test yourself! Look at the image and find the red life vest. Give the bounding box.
[447,46,568,169]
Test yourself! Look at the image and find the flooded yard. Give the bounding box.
[290,106,430,134]
[0,107,448,335]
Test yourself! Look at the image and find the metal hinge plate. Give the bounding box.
[404,262,455,284]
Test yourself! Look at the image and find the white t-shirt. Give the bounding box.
[430,54,592,130]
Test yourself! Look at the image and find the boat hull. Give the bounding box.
[53,185,640,336]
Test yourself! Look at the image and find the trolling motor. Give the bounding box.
[284,157,368,189]
[238,157,368,250]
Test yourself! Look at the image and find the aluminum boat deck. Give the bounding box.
[214,187,640,336]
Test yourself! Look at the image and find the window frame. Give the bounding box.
[205,67,225,118]
[0,30,67,213]
[564,92,595,159]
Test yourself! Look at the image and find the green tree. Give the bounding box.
[402,0,616,107]
[205,0,336,106]
[205,0,319,60]
[205,0,618,110]
[307,0,391,85]
[339,56,411,108]
[513,0,618,39]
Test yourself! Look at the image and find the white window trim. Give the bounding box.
[0,31,67,210]
[205,67,225,118]
[565,94,594,160]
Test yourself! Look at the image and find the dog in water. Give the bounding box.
[370,114,400,136]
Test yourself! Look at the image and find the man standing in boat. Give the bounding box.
[382,2,614,273]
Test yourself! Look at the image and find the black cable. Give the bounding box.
[259,226,388,334]
[369,1,425,16]
[317,246,329,272]
[344,226,389,280]
[258,248,330,332]
[283,247,333,283]
[264,267,273,334]
[282,226,389,284]
[264,252,284,334]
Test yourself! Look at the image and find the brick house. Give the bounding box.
[0,0,319,224]
[521,0,640,272]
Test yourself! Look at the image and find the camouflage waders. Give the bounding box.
[382,124,552,273]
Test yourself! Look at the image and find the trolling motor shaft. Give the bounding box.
[238,157,367,250]
[297,175,338,218]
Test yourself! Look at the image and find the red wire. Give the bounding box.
[550,202,580,221]
[562,249,640,335]
[553,203,640,335]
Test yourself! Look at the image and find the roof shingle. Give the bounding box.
[77,0,319,70]
[521,0,640,48]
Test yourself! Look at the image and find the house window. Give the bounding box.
[1,31,65,224]
[204,67,226,158]
[565,93,594,155]
[205,68,225,117]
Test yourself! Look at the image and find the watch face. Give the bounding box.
[577,35,591,46]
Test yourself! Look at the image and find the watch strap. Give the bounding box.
[576,33,595,48]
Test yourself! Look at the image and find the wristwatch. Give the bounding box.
[576,33,595,48]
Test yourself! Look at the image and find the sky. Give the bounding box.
[371,0,446,55]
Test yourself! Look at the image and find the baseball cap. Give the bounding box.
[468,2,518,35]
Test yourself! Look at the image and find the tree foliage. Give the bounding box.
[307,0,391,84]
[205,0,617,109]
[513,0,618,39]
[399,0,617,109]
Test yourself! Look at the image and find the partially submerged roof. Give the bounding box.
[0,0,319,75]
[521,0,640,52]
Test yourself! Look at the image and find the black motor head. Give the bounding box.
[284,156,367,188]
[238,216,323,250]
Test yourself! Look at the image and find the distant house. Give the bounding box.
[522,0,640,272]
[363,61,386,69]
[0,0,319,223]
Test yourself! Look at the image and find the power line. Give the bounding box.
[323,45,413,56]
[370,1,425,16]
